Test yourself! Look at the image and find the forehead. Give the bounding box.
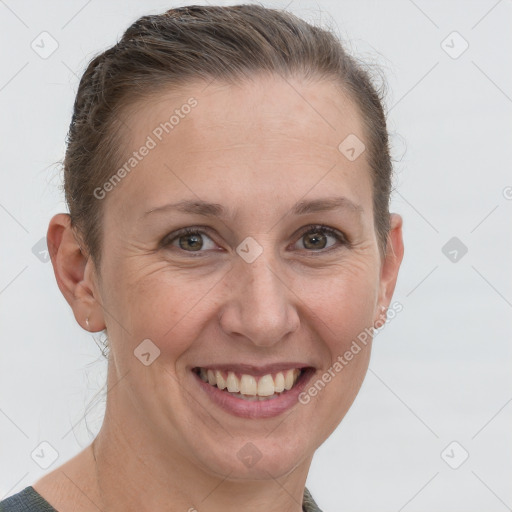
[122,74,364,149]
[109,74,372,220]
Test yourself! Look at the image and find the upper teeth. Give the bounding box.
[198,368,301,397]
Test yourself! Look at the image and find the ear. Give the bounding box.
[374,213,404,325]
[46,213,106,332]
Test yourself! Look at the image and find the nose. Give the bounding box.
[218,252,300,347]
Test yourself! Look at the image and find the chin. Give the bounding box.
[192,435,311,481]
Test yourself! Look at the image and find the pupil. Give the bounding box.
[180,234,202,251]
[304,231,326,250]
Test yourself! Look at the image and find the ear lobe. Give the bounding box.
[47,213,105,331]
[376,213,404,318]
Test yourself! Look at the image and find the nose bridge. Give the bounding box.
[219,244,299,346]
[246,256,283,310]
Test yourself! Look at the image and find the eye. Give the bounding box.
[162,227,217,254]
[293,225,348,252]
[161,224,349,256]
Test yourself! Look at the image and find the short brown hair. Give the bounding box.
[63,4,393,271]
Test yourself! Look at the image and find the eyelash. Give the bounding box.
[161,224,350,256]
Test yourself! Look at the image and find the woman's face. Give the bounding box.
[77,75,402,479]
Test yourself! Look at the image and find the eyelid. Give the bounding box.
[160,225,218,251]
[291,224,350,252]
[294,224,348,243]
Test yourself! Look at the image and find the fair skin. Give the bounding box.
[38,75,403,512]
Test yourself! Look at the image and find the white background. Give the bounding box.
[1,1,511,511]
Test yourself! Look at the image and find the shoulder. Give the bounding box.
[10,445,100,512]
[303,486,323,512]
[0,486,58,512]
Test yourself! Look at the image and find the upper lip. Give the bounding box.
[192,363,313,377]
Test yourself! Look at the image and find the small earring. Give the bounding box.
[85,317,90,330]
[373,306,387,330]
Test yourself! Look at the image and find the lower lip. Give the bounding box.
[192,368,315,419]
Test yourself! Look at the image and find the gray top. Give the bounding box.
[0,487,56,512]
[0,485,323,511]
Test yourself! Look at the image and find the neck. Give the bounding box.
[90,406,312,512]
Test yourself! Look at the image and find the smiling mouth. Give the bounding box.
[192,367,309,401]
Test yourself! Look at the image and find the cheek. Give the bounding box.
[295,261,377,423]
[298,259,379,346]
[104,249,379,374]
[116,264,226,359]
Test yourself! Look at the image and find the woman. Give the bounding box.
[1,4,403,511]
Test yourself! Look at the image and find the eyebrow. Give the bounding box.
[143,196,363,220]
